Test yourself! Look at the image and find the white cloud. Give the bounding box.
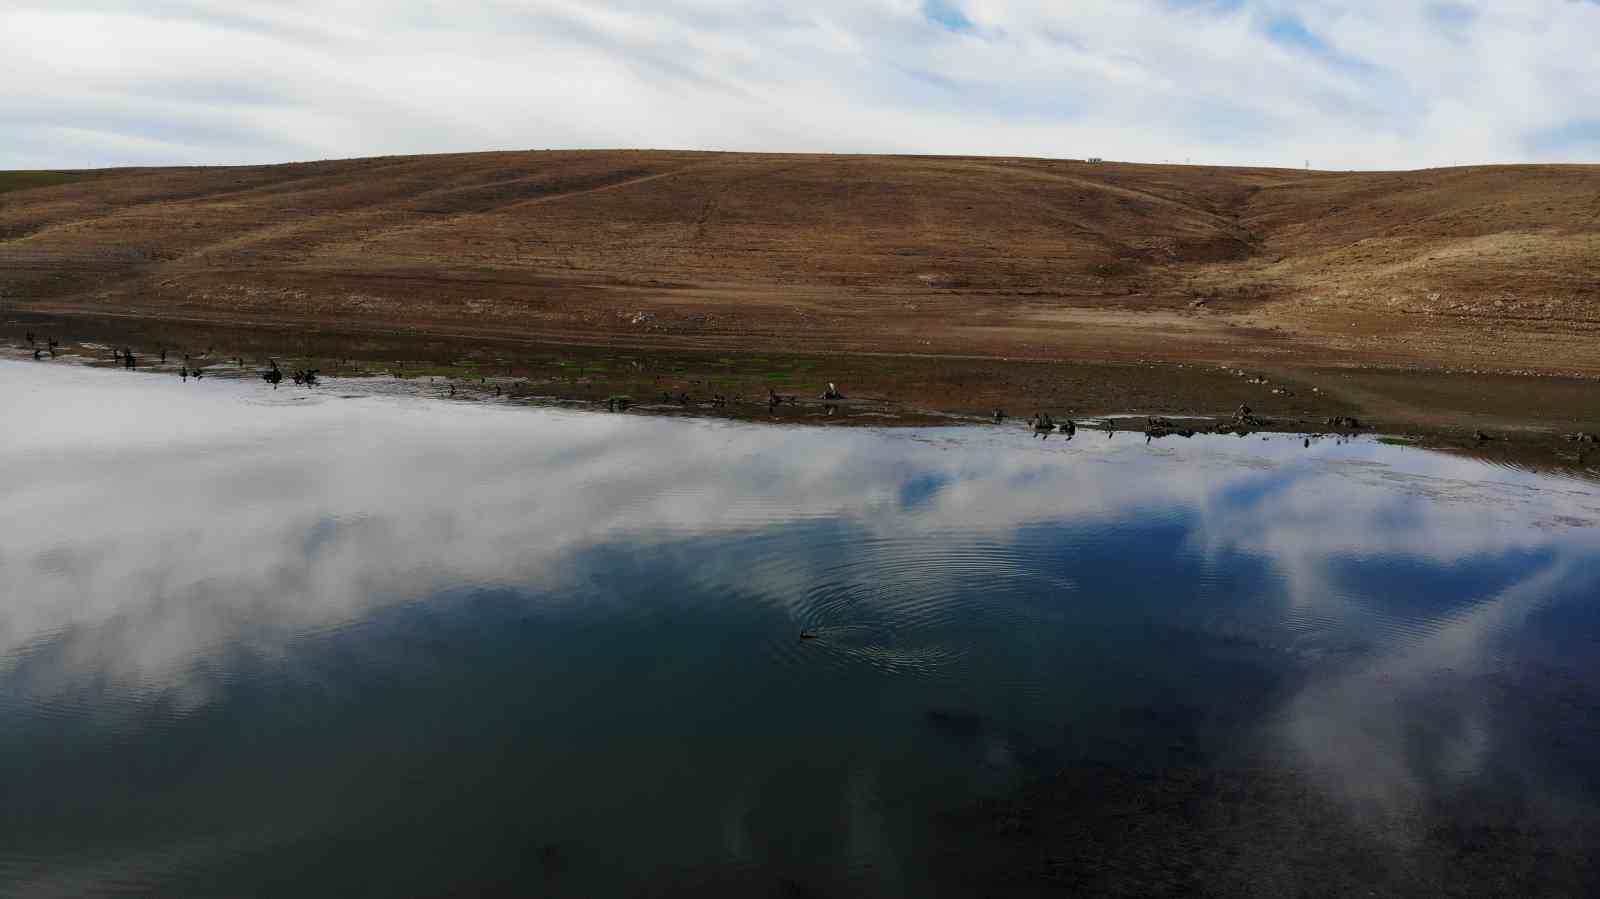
[5,356,1600,709]
[2,1,1599,169]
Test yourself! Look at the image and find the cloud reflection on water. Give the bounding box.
[4,359,1600,825]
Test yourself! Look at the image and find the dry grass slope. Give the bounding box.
[2,151,1597,373]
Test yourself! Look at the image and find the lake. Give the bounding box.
[3,358,1599,896]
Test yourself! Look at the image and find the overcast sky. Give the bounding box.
[4,0,1600,171]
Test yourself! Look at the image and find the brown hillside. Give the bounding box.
[2,151,1597,372]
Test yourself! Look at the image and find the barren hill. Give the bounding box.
[3,150,1597,372]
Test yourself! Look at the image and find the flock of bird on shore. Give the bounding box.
[994,403,1361,445]
[19,331,1595,459]
[22,332,323,387]
[11,330,1367,442]
[17,330,1367,446]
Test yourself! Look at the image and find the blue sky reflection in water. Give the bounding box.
[3,360,1600,895]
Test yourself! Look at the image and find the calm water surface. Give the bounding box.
[3,360,1600,896]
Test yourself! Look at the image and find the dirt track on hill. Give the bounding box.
[2,150,1599,376]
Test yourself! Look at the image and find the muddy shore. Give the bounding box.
[6,309,1596,481]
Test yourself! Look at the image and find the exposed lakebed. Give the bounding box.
[3,360,1599,896]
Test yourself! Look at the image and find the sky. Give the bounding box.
[3,0,1600,171]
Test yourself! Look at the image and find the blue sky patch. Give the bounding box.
[1266,13,1332,53]
[1165,0,1247,13]
[1527,119,1600,153]
[1426,3,1478,28]
[1264,12,1382,77]
[923,0,975,34]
